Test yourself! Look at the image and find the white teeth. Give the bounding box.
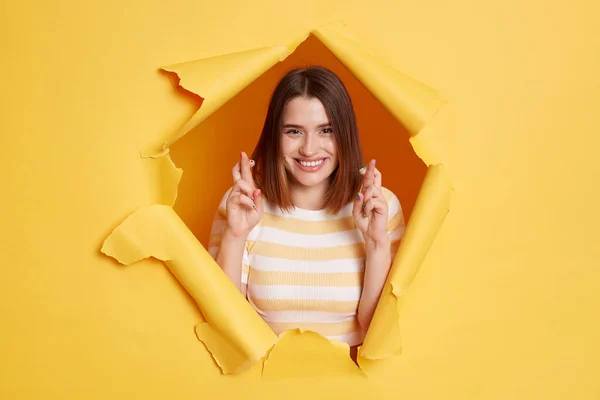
[299,159,324,167]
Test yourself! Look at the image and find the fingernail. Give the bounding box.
[359,167,365,172]
[372,159,377,165]
[356,193,360,201]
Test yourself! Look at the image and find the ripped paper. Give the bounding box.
[101,205,277,374]
[102,21,454,375]
[262,330,364,379]
[358,164,452,363]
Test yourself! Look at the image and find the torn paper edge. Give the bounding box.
[101,205,278,375]
[261,329,366,379]
[101,20,454,376]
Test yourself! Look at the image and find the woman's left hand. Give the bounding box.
[353,159,389,250]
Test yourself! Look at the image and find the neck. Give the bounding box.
[290,181,330,210]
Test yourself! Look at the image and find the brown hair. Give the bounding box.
[251,66,363,214]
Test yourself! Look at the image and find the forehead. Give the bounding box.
[282,97,329,125]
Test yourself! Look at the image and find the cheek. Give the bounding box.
[280,137,295,157]
[323,138,338,157]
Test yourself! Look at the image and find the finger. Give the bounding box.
[237,194,257,210]
[358,167,381,189]
[240,152,255,186]
[360,167,381,190]
[253,188,264,215]
[363,197,387,218]
[366,197,387,215]
[232,161,242,185]
[226,192,242,209]
[352,192,364,219]
[373,167,382,189]
[364,199,376,217]
[362,185,380,207]
[362,159,376,191]
[233,178,255,198]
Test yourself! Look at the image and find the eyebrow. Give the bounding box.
[282,123,331,129]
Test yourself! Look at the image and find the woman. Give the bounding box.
[208,66,405,347]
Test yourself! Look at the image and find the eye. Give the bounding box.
[284,129,302,135]
[320,127,333,134]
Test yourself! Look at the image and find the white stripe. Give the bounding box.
[387,193,403,222]
[389,226,406,241]
[263,201,354,221]
[328,331,365,346]
[260,310,356,323]
[247,226,364,247]
[247,255,364,273]
[248,285,362,301]
[218,188,233,207]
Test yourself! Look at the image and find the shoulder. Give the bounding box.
[380,186,400,205]
[213,187,234,217]
[218,187,234,204]
[380,186,403,219]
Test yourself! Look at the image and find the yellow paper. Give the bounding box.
[141,152,183,206]
[102,22,453,374]
[262,330,364,379]
[359,164,452,362]
[101,205,278,374]
[144,45,291,157]
[5,0,599,396]
[312,23,446,137]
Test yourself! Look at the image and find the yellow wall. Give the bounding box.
[2,0,599,398]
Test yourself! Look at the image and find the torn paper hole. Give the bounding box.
[262,330,365,379]
[102,21,454,376]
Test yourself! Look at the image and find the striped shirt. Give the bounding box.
[207,187,405,346]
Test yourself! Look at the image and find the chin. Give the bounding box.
[292,169,335,188]
[295,176,329,188]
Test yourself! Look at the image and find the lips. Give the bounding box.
[297,158,324,167]
[295,158,327,172]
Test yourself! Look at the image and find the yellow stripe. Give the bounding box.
[248,270,363,287]
[208,234,222,247]
[249,297,359,313]
[387,212,405,231]
[260,213,356,234]
[247,241,365,260]
[268,319,360,336]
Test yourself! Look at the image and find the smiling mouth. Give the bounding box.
[296,158,325,167]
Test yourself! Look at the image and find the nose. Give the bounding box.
[299,133,319,156]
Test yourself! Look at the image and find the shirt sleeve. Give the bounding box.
[381,187,406,261]
[207,188,250,285]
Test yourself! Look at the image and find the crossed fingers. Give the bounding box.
[231,152,257,207]
[358,160,383,217]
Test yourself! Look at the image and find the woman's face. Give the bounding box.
[280,96,339,190]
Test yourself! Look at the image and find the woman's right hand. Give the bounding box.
[225,151,263,238]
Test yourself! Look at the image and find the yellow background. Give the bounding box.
[2,0,599,398]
